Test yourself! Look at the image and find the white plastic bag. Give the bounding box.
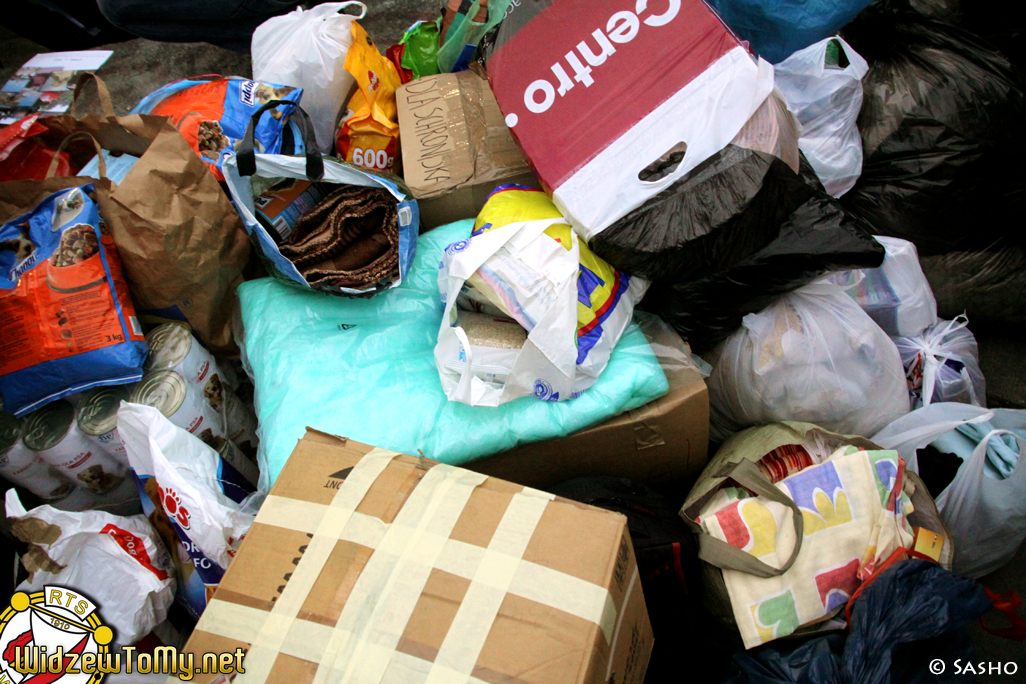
[873,403,1026,578]
[118,403,258,573]
[5,489,175,644]
[251,2,367,153]
[708,281,909,441]
[774,36,869,197]
[893,316,986,408]
[826,235,937,337]
[435,218,648,406]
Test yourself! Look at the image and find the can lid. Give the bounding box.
[144,323,193,372]
[0,411,21,454]
[131,370,186,418]
[77,385,133,436]
[22,401,75,452]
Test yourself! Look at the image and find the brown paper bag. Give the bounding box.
[2,74,251,355]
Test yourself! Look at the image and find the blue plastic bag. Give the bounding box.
[707,0,875,63]
[239,220,669,490]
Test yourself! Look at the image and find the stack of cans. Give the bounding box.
[132,323,259,462]
[17,399,139,515]
[1,324,261,514]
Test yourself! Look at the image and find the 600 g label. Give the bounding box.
[351,148,393,171]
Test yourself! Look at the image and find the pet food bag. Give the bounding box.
[708,281,909,441]
[335,22,402,174]
[435,186,648,406]
[131,76,304,182]
[0,184,148,416]
[6,488,175,644]
[252,2,367,154]
[119,402,259,620]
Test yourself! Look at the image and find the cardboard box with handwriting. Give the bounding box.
[397,70,539,230]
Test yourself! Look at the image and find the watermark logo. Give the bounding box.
[0,586,112,683]
[0,587,245,683]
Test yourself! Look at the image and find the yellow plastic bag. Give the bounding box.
[336,22,401,174]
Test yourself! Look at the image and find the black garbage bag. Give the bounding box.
[841,12,1026,256]
[591,150,884,353]
[920,246,1026,328]
[725,560,993,684]
[548,477,735,684]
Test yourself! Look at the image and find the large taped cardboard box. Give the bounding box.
[180,432,654,684]
[397,70,539,230]
[468,358,709,492]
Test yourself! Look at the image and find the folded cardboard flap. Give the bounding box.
[397,70,539,230]
[181,432,654,684]
[468,365,709,491]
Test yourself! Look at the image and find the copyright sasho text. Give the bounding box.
[930,659,1019,676]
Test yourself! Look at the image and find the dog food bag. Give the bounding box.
[118,402,258,620]
[335,22,402,174]
[131,76,304,182]
[5,488,176,645]
[0,185,148,417]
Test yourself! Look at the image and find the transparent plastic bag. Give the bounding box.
[826,235,937,336]
[774,37,869,197]
[708,281,909,441]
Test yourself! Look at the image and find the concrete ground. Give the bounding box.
[2,2,1025,680]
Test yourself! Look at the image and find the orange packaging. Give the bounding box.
[0,184,148,416]
[336,22,402,174]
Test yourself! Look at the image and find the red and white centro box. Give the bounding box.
[487,0,774,239]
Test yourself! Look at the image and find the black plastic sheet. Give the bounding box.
[591,151,884,353]
[842,12,1026,255]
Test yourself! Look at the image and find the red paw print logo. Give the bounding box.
[367,71,379,92]
[159,485,191,530]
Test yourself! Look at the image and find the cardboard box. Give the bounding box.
[397,70,538,230]
[180,432,654,684]
[468,362,708,492]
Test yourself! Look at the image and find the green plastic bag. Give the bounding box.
[400,20,441,80]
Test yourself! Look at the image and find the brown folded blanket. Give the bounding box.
[280,185,400,290]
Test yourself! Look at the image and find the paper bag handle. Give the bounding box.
[694,459,805,578]
[237,99,323,181]
[46,131,106,180]
[69,73,117,119]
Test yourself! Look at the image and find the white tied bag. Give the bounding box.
[872,403,1026,578]
[251,2,367,153]
[435,218,646,407]
[893,316,986,409]
[774,37,869,197]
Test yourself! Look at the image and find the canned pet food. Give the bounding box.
[22,400,128,496]
[224,388,259,460]
[76,384,133,466]
[131,370,226,444]
[1,409,80,504]
[144,323,221,386]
